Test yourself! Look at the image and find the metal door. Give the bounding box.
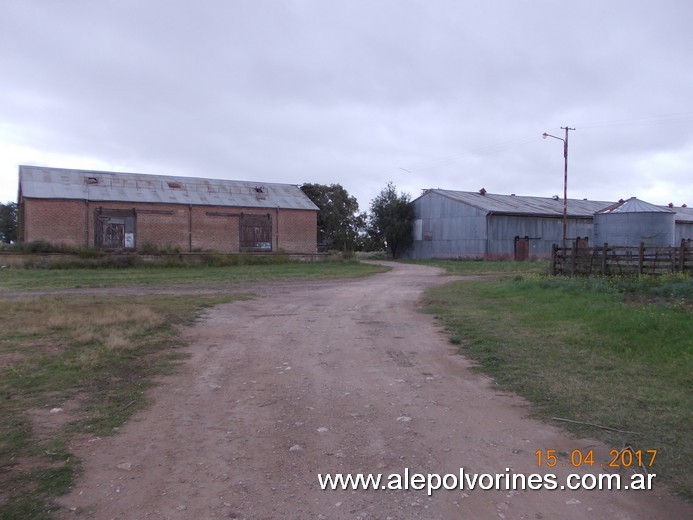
[514,235,529,261]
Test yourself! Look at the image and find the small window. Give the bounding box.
[167,182,183,189]
[85,177,99,184]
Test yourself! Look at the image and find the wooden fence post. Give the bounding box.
[680,239,686,273]
[638,242,645,275]
[551,244,557,275]
[601,243,608,276]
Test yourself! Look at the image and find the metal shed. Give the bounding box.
[408,189,613,259]
[671,205,693,244]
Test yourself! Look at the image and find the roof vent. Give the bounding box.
[552,195,559,200]
[668,202,674,208]
[479,188,486,195]
[254,186,267,200]
[618,199,624,203]
[510,193,515,196]
[85,177,99,185]
[683,204,688,208]
[167,182,182,189]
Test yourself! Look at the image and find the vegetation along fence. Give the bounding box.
[551,239,692,276]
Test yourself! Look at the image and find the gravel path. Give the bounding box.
[58,262,690,519]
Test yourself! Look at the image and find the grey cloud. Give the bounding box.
[0,0,691,208]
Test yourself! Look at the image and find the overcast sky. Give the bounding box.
[1,0,692,211]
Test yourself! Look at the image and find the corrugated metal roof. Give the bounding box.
[18,165,319,211]
[417,189,693,221]
[671,206,693,222]
[596,197,675,215]
[420,189,613,217]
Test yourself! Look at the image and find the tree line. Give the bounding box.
[0,183,415,257]
[0,202,17,244]
[300,182,414,258]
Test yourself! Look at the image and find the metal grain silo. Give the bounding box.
[594,197,675,246]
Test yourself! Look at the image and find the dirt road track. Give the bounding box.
[59,262,690,519]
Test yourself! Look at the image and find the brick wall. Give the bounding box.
[21,199,87,247]
[20,198,317,253]
[191,206,237,252]
[277,209,317,253]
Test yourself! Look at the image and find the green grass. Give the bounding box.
[0,259,388,517]
[0,294,237,518]
[424,273,693,497]
[0,261,388,291]
[411,258,550,276]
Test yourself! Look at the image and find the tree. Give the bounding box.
[0,201,18,244]
[300,183,363,251]
[367,182,415,258]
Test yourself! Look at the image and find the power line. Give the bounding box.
[397,111,693,174]
[576,111,693,130]
[399,134,537,173]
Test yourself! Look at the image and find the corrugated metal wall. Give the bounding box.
[675,221,693,244]
[408,191,691,259]
[409,192,595,259]
[409,192,488,258]
[594,212,675,247]
[486,215,593,256]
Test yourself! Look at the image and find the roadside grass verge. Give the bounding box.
[412,258,549,276]
[424,273,692,498]
[0,261,389,291]
[0,294,236,518]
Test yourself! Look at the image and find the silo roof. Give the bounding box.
[18,165,319,211]
[596,197,675,215]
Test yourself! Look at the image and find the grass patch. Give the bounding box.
[411,258,549,276]
[0,293,235,517]
[0,260,389,291]
[424,273,692,497]
[0,259,388,517]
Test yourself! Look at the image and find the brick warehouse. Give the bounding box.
[17,165,319,253]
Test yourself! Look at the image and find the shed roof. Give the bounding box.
[418,189,613,217]
[18,165,319,211]
[670,205,693,223]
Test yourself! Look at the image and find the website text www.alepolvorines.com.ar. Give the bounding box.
[317,468,657,496]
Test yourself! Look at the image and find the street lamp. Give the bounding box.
[542,126,575,249]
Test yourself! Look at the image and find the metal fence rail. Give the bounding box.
[551,240,692,276]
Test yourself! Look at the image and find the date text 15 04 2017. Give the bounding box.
[535,449,657,469]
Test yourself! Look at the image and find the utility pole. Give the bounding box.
[543,126,575,250]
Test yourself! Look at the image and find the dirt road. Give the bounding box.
[59,262,690,519]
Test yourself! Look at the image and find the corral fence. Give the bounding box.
[551,239,692,276]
